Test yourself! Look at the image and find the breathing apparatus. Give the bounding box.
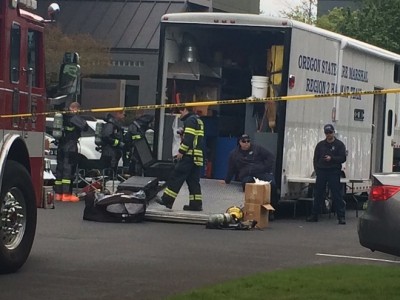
[206,206,257,230]
[52,112,64,140]
[94,121,104,151]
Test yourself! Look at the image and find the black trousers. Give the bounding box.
[162,156,202,205]
[55,140,78,194]
[312,168,345,219]
[100,147,122,178]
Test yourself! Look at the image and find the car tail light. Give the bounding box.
[370,185,400,201]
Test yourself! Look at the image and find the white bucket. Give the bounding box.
[251,76,269,98]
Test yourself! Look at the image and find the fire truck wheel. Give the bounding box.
[0,160,37,274]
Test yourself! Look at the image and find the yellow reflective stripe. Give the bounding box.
[193,133,198,148]
[184,127,196,135]
[193,118,203,151]
[113,139,119,146]
[185,150,203,156]
[61,179,71,184]
[65,126,75,131]
[165,188,178,199]
[195,119,204,136]
[189,194,202,201]
[132,135,141,140]
[55,180,62,185]
[180,144,189,151]
[194,156,203,166]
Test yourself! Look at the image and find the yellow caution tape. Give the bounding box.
[2,88,400,118]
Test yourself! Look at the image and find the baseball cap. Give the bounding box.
[240,134,250,140]
[324,124,335,133]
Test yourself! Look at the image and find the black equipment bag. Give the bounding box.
[83,190,147,223]
[133,138,174,181]
[117,176,160,200]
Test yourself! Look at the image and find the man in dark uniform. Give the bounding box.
[54,102,88,202]
[222,134,276,188]
[100,110,125,178]
[220,134,277,205]
[156,107,204,211]
[307,124,347,224]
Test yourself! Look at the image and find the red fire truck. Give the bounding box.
[0,0,59,274]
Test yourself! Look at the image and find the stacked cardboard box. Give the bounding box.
[244,183,275,228]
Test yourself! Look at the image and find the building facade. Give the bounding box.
[38,0,259,110]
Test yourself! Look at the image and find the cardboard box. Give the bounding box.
[244,203,275,229]
[244,183,271,204]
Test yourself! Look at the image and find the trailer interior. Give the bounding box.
[159,24,290,181]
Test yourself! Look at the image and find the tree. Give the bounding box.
[317,0,400,54]
[44,25,111,88]
[316,7,352,32]
[280,0,318,24]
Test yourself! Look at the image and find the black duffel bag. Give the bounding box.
[83,190,147,223]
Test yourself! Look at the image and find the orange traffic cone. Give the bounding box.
[55,193,63,201]
[62,194,80,202]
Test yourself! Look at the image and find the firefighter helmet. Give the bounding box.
[226,206,244,221]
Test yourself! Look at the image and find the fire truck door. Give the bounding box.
[11,22,37,132]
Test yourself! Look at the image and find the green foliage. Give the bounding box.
[317,0,400,53]
[317,7,352,32]
[280,0,318,24]
[168,265,400,300]
[44,25,111,86]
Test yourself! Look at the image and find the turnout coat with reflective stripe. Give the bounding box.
[179,112,204,166]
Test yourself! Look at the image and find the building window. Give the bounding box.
[111,59,144,68]
[10,22,21,83]
[27,29,41,87]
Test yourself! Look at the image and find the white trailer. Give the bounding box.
[155,13,400,201]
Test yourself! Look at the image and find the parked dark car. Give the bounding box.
[358,173,400,257]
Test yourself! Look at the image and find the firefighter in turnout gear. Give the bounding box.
[124,114,154,175]
[100,110,125,178]
[156,107,204,211]
[54,102,88,202]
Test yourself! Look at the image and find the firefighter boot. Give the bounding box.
[55,193,63,201]
[154,196,173,209]
[183,200,203,211]
[62,193,80,202]
[306,214,318,222]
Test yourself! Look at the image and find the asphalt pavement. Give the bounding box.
[1,201,399,300]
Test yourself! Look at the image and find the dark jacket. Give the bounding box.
[60,113,88,144]
[225,143,275,183]
[178,112,204,167]
[313,138,346,171]
[124,114,154,144]
[101,113,124,157]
